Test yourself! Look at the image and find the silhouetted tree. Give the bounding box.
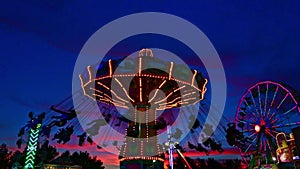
[224,159,242,169]
[206,158,223,169]
[9,150,25,168]
[53,150,105,169]
[0,144,11,169]
[37,140,59,163]
[71,151,105,169]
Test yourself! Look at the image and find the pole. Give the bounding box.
[167,125,174,169]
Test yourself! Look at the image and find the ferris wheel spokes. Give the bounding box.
[234,81,300,167]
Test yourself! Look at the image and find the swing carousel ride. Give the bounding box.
[78,48,208,168]
[16,49,300,169]
[17,49,230,169]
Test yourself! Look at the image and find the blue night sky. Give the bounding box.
[1,0,300,167]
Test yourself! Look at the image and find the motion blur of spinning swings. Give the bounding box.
[16,52,232,167]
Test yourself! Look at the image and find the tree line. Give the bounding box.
[0,142,105,169]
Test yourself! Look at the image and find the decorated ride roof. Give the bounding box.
[79,49,207,110]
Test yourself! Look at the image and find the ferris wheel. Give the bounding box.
[234,81,300,166]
